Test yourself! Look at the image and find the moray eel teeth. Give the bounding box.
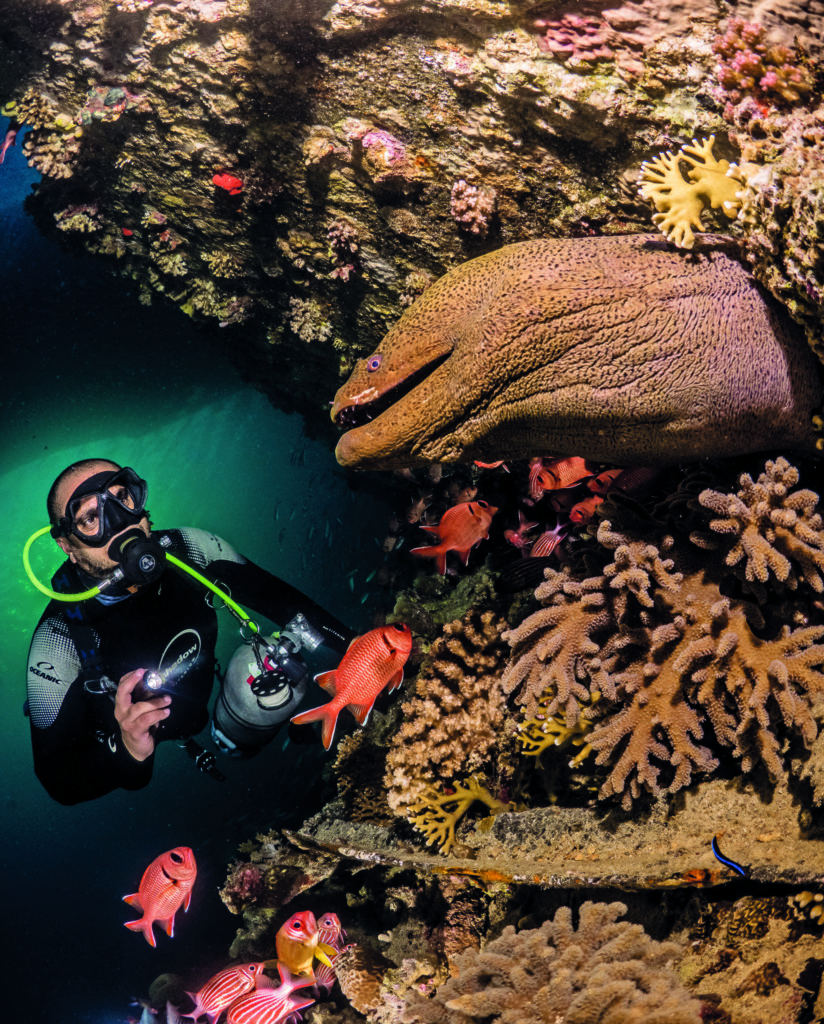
[332,334,454,466]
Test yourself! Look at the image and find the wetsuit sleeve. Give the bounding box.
[26,616,153,805]
[168,528,355,654]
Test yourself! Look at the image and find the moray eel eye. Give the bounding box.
[366,354,382,372]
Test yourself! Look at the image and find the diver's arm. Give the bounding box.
[165,528,355,654]
[27,620,154,805]
[209,557,354,654]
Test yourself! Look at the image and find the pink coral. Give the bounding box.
[713,18,812,108]
[449,180,497,237]
[535,12,614,63]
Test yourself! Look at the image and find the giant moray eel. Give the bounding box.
[332,234,822,469]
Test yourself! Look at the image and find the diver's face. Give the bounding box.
[54,463,151,580]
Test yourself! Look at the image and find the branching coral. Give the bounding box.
[503,459,824,807]
[639,135,746,248]
[449,180,497,237]
[384,608,514,851]
[713,18,812,108]
[402,901,701,1024]
[690,457,824,597]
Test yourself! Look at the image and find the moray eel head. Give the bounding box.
[332,325,455,468]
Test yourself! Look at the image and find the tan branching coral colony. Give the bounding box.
[504,458,824,809]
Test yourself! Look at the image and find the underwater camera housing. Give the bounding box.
[211,613,324,758]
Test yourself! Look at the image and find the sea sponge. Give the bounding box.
[639,135,746,249]
[402,901,701,1024]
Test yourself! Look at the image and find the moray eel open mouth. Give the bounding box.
[332,338,454,467]
[332,349,451,429]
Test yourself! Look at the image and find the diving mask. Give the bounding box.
[51,466,149,547]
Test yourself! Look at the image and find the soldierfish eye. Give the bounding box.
[366,354,382,372]
[170,851,183,863]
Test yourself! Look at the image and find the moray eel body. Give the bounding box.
[332,235,822,469]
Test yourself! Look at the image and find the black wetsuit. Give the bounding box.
[26,527,352,805]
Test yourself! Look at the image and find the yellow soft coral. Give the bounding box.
[519,691,599,766]
[639,135,746,249]
[408,777,510,856]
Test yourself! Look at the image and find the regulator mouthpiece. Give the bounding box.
[108,528,166,586]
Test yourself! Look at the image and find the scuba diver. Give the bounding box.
[25,458,355,806]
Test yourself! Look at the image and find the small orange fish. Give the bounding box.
[586,468,624,495]
[123,847,197,947]
[410,499,498,575]
[291,624,413,749]
[528,456,594,500]
[474,460,509,472]
[568,493,604,524]
[275,911,334,980]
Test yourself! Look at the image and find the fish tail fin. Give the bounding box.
[290,704,340,750]
[124,918,156,947]
[278,963,317,994]
[409,544,447,575]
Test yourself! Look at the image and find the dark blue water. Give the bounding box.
[1,118,391,1023]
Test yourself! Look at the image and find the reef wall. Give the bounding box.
[3,0,823,426]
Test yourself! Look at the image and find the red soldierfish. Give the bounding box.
[291,624,413,750]
[568,493,604,524]
[504,509,539,552]
[183,962,266,1023]
[225,969,315,1024]
[315,912,347,995]
[123,847,197,947]
[528,456,594,500]
[410,499,498,575]
[529,521,568,558]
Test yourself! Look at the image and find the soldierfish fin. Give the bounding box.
[123,893,142,909]
[183,889,193,912]
[347,696,377,726]
[409,544,447,575]
[418,524,440,536]
[314,669,337,697]
[125,918,157,947]
[161,914,176,938]
[290,704,341,750]
[387,668,404,693]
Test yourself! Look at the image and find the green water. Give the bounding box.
[2,122,391,1023]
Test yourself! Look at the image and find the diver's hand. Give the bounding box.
[115,669,171,762]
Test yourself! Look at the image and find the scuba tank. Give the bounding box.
[211,613,324,758]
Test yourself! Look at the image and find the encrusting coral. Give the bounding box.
[402,901,702,1024]
[384,608,515,853]
[503,458,824,808]
[639,135,746,248]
